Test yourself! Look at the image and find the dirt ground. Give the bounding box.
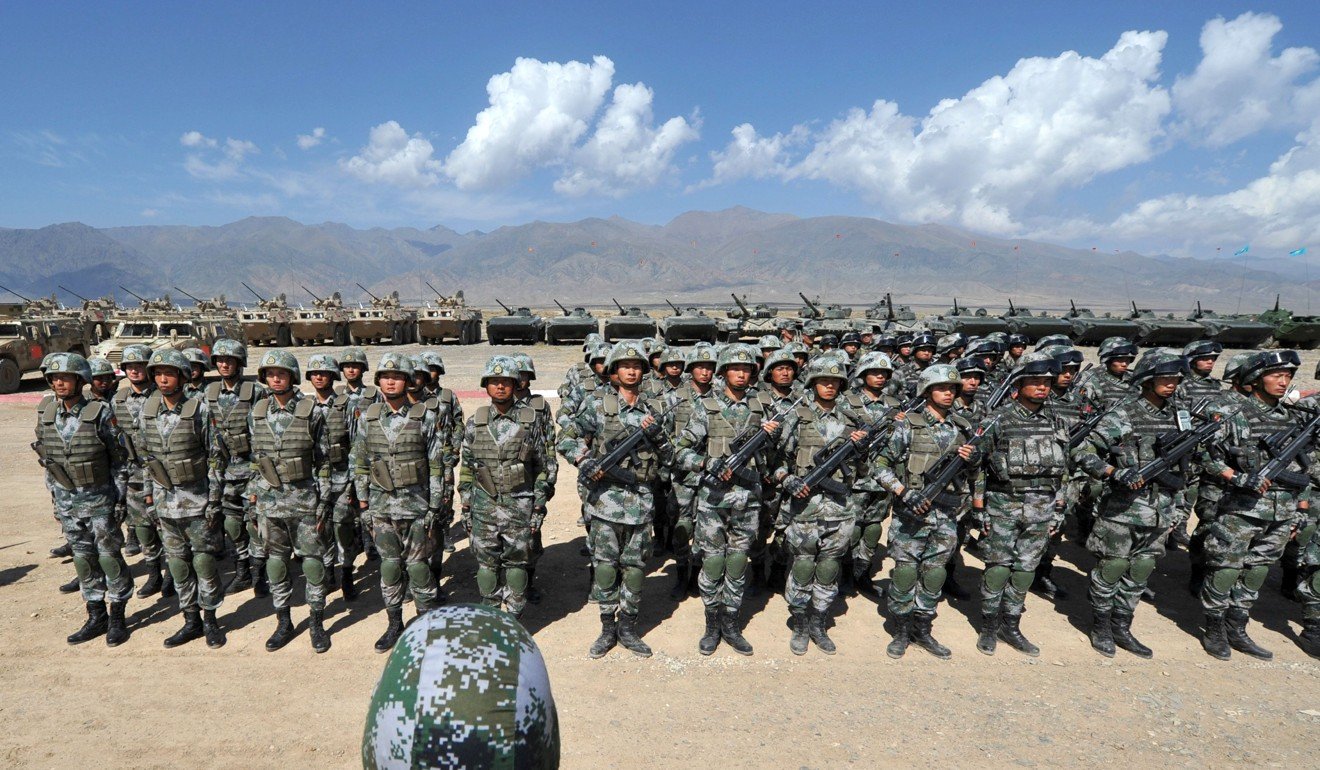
[2,342,1318,768]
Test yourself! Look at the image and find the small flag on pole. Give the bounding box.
[1290,247,1308,256]
[1234,245,1249,256]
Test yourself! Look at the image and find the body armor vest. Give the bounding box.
[39,400,110,487]
[1231,400,1302,476]
[251,397,316,483]
[987,404,1067,491]
[363,402,429,489]
[469,406,539,495]
[592,392,661,483]
[903,409,972,490]
[1114,399,1180,471]
[205,380,257,456]
[111,384,152,462]
[791,404,852,484]
[317,394,351,465]
[141,394,208,485]
[701,395,763,460]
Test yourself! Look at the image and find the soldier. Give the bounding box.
[968,338,1006,390]
[1197,350,1311,660]
[139,349,227,649]
[773,354,866,655]
[511,352,557,604]
[1072,350,1190,659]
[248,350,334,652]
[182,348,211,396]
[556,342,612,587]
[840,332,862,360]
[87,357,118,402]
[1033,344,1087,600]
[665,344,717,599]
[306,354,358,600]
[204,338,269,597]
[1004,334,1029,368]
[1077,337,1138,409]
[1297,523,1320,658]
[898,332,937,397]
[674,345,774,655]
[34,353,79,572]
[817,334,838,353]
[952,356,989,421]
[755,348,803,592]
[336,347,381,562]
[352,352,448,653]
[757,334,783,361]
[459,356,553,618]
[843,351,903,599]
[37,352,132,645]
[558,341,674,658]
[415,351,463,570]
[110,345,170,593]
[1171,340,1224,551]
[936,333,967,364]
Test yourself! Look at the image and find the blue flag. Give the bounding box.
[1234,245,1249,256]
[1290,247,1308,256]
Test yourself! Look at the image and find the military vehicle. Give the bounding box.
[1127,302,1206,346]
[798,293,856,338]
[91,288,240,364]
[1064,299,1140,345]
[289,287,352,345]
[861,293,922,333]
[603,299,657,342]
[660,300,719,345]
[173,287,236,319]
[1187,301,1275,348]
[545,300,599,344]
[1000,299,1074,341]
[0,288,94,393]
[417,284,483,344]
[58,285,120,344]
[487,301,545,345]
[719,294,779,342]
[349,284,417,345]
[1256,295,1320,349]
[237,282,296,346]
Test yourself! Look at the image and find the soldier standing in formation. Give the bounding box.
[666,344,717,600]
[304,354,356,599]
[843,351,902,599]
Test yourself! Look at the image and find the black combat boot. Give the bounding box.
[526,568,543,605]
[789,608,809,656]
[617,612,652,657]
[1031,565,1067,601]
[202,609,226,648]
[910,611,951,659]
[340,564,358,602]
[1110,612,1153,658]
[720,608,753,656]
[105,601,129,647]
[374,605,404,653]
[1300,618,1320,659]
[1089,609,1115,657]
[308,608,331,654]
[1225,607,1272,660]
[1280,565,1299,601]
[699,606,722,655]
[669,562,690,601]
[807,609,836,655]
[67,602,108,645]
[137,560,164,598]
[161,565,176,598]
[59,576,80,594]
[251,557,270,598]
[997,613,1040,657]
[855,565,880,602]
[163,609,204,648]
[887,614,911,659]
[50,542,73,558]
[976,612,1000,656]
[1201,613,1231,660]
[942,570,972,601]
[124,528,142,557]
[589,611,618,659]
[1167,525,1190,551]
[266,607,296,651]
[225,557,253,594]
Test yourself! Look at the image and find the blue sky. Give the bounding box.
[3,1,1319,258]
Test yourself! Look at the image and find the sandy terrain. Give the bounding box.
[1,342,1317,768]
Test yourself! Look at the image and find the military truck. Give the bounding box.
[1187,301,1274,348]
[91,290,240,364]
[417,284,482,344]
[349,284,418,345]
[861,293,922,333]
[923,298,1008,338]
[797,293,856,338]
[603,299,656,342]
[487,301,545,345]
[1065,300,1140,345]
[545,300,599,344]
[1000,299,1074,341]
[237,283,296,346]
[0,299,93,393]
[660,300,719,345]
[1256,295,1320,349]
[290,287,352,345]
[1127,302,1205,346]
[56,286,120,345]
[719,294,779,342]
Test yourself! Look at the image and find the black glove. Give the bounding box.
[1231,472,1264,492]
[579,459,603,481]
[641,418,664,439]
[782,475,808,496]
[901,488,931,515]
[1114,468,1144,489]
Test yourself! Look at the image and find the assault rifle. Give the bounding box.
[582,401,674,485]
[703,397,803,488]
[898,414,1001,513]
[983,372,1017,411]
[1113,398,1217,490]
[1232,404,1320,490]
[798,395,924,496]
[1067,401,1111,450]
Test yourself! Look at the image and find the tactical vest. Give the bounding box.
[205,380,258,456]
[141,394,208,486]
[363,401,429,489]
[845,390,899,414]
[337,383,379,400]
[790,404,851,484]
[593,392,661,483]
[673,384,710,438]
[251,397,317,483]
[1113,400,1179,471]
[111,384,153,462]
[987,405,1067,491]
[701,395,763,459]
[1180,374,1222,400]
[903,410,972,491]
[38,399,111,487]
[469,405,538,495]
[426,387,460,427]
[1231,400,1300,474]
[316,394,351,465]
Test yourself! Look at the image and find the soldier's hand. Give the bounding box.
[849,430,868,444]
[1114,468,1144,490]
[579,459,605,482]
[762,419,780,435]
[901,489,931,516]
[957,443,975,461]
[782,475,809,498]
[358,500,369,511]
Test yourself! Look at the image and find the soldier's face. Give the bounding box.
[1108,357,1133,376]
[813,377,843,402]
[926,383,957,408]
[123,362,147,384]
[1017,375,1052,403]
[48,373,80,398]
[591,360,606,377]
[770,363,797,386]
[92,374,117,395]
[410,371,429,391]
[898,345,913,357]
[662,362,683,379]
[340,363,365,382]
[190,364,205,382]
[1149,375,1180,398]
[214,356,240,379]
[154,368,183,395]
[429,368,443,384]
[843,343,859,355]
[485,377,517,403]
[1192,356,1217,375]
[792,354,809,369]
[616,361,645,387]
[914,347,934,362]
[309,372,334,391]
[961,374,982,394]
[1259,369,1293,397]
[724,364,753,390]
[1009,344,1026,357]
[265,369,292,393]
[378,371,409,398]
[864,370,890,390]
[1056,366,1078,388]
[519,374,532,389]
[690,363,715,385]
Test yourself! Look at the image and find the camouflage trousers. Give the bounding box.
[753,486,783,568]
[783,517,851,613]
[667,480,698,566]
[849,490,892,581]
[1086,517,1168,615]
[885,504,957,617]
[60,511,133,604]
[470,502,535,616]
[1188,482,1226,574]
[1282,508,1319,573]
[588,518,652,616]
[260,514,327,610]
[123,479,163,563]
[373,514,438,610]
[1199,510,1297,614]
[325,482,366,570]
[980,490,1055,617]
[693,493,759,612]
[1298,524,1320,622]
[221,470,261,560]
[159,514,225,612]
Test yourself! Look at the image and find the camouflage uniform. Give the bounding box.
[109,346,169,595]
[337,357,383,559]
[420,368,463,576]
[1296,523,1320,657]
[204,374,268,569]
[362,604,559,769]
[304,356,355,587]
[843,364,902,591]
[664,348,717,594]
[753,350,803,585]
[512,352,557,601]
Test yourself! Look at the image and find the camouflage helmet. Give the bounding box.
[1011,351,1062,381]
[43,352,93,384]
[647,339,667,360]
[39,352,57,374]
[936,332,968,356]
[785,341,811,357]
[966,338,1005,357]
[953,356,987,377]
[256,349,301,386]
[657,343,686,368]
[374,351,415,381]
[481,355,522,386]
[511,352,536,380]
[984,331,1009,346]
[1044,344,1084,369]
[840,331,862,347]
[1129,350,1187,385]
[895,333,915,348]
[339,347,370,370]
[88,357,116,378]
[1182,339,1223,361]
[306,353,341,380]
[757,334,783,351]
[854,351,894,376]
[1222,351,1256,383]
[1006,333,1030,348]
[686,343,717,370]
[1098,336,1138,362]
[917,363,962,395]
[210,337,248,367]
[606,340,650,371]
[120,344,154,366]
[761,348,801,380]
[586,341,611,363]
[805,354,850,386]
[716,344,757,374]
[1034,334,1072,351]
[875,334,898,349]
[584,332,603,347]
[411,351,442,375]
[817,334,839,349]
[361,604,559,770]
[182,347,211,371]
[146,348,191,378]
[910,331,937,349]
[1239,349,1300,385]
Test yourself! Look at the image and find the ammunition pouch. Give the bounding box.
[146,454,206,489]
[328,442,348,466]
[146,458,176,490]
[476,466,498,497]
[224,432,251,457]
[120,433,140,464]
[45,461,76,491]
[257,456,285,488]
[30,440,46,462]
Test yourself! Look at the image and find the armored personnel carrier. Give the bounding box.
[1000,300,1073,341]
[1256,295,1320,349]
[237,283,296,346]
[290,287,352,345]
[797,293,855,338]
[603,299,657,342]
[0,288,95,393]
[349,284,418,345]
[1127,302,1205,346]
[1065,300,1140,345]
[417,285,482,344]
[660,301,718,345]
[860,293,922,333]
[52,285,119,344]
[1187,301,1274,348]
[487,301,545,345]
[92,289,239,364]
[546,300,599,344]
[922,298,1007,338]
[719,294,779,342]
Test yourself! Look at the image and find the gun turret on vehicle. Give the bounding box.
[924,297,1007,337]
[173,287,233,316]
[416,284,483,344]
[236,283,296,346]
[288,287,352,346]
[719,293,779,341]
[93,288,239,364]
[1065,299,1139,345]
[1187,300,1275,347]
[797,293,854,337]
[1255,295,1320,349]
[58,285,120,343]
[603,298,657,342]
[0,287,95,393]
[1127,301,1205,346]
[862,292,922,333]
[486,300,545,345]
[348,284,417,345]
[660,300,718,345]
[1000,299,1073,342]
[546,299,599,344]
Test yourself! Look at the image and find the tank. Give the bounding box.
[1127,302,1206,346]
[861,293,922,333]
[660,301,719,345]
[1255,295,1320,350]
[487,301,545,345]
[1000,300,1074,342]
[719,293,779,342]
[290,288,352,345]
[1064,300,1140,345]
[603,299,657,342]
[545,300,599,344]
[52,286,120,345]
[1187,301,1275,348]
[797,293,855,338]
[417,285,483,345]
[237,283,296,346]
[0,291,95,393]
[349,285,418,345]
[922,298,1007,337]
[91,291,240,364]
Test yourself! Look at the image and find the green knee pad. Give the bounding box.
[1098,558,1130,584]
[97,553,124,581]
[334,520,358,547]
[863,523,885,549]
[380,559,404,586]
[1309,568,1320,595]
[166,557,191,584]
[476,566,500,596]
[223,516,245,542]
[848,524,863,549]
[406,562,434,588]
[920,565,948,594]
[1128,556,1156,583]
[193,552,218,580]
[505,567,529,593]
[266,557,288,584]
[1242,564,1270,591]
[725,553,749,580]
[702,555,727,582]
[790,558,816,586]
[891,563,920,592]
[594,564,618,591]
[1009,570,1035,592]
[621,567,645,594]
[72,555,94,582]
[816,558,840,585]
[1210,567,1241,593]
[302,557,325,586]
[982,565,1012,592]
[135,524,159,549]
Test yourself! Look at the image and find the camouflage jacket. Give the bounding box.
[1076,368,1136,410]
[675,388,769,503]
[37,396,129,518]
[1072,395,1181,527]
[460,402,554,523]
[246,392,333,520]
[338,382,382,442]
[351,398,449,520]
[977,400,1070,513]
[207,377,269,478]
[517,391,559,496]
[1201,396,1316,522]
[110,381,155,478]
[845,388,903,493]
[1178,372,1223,403]
[774,399,862,522]
[139,392,226,520]
[874,405,975,499]
[667,381,715,486]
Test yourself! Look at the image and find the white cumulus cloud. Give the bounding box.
[703,123,808,189]
[180,132,258,181]
[341,120,442,187]
[296,127,327,150]
[180,130,217,149]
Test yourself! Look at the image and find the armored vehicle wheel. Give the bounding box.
[0,358,19,394]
